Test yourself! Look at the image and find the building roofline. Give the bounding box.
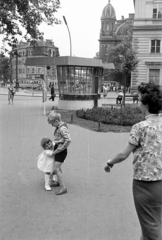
[25,56,115,69]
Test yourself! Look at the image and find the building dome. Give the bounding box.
[115,22,133,36]
[101,0,116,20]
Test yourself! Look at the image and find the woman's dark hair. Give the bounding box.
[138,82,162,113]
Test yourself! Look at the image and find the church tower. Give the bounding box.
[99,0,116,62]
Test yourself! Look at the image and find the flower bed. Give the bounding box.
[76,106,144,126]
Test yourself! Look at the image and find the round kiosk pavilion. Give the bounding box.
[55,56,114,110]
[25,56,114,110]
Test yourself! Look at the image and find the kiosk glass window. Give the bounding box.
[57,66,94,95]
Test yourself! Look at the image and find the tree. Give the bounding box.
[106,37,139,105]
[0,52,10,84]
[0,0,61,50]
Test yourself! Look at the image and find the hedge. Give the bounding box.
[76,106,145,126]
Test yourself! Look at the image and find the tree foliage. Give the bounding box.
[0,0,61,49]
[0,52,10,83]
[106,37,138,77]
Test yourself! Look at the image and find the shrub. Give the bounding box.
[76,106,145,126]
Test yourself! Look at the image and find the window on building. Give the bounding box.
[153,8,162,19]
[38,68,41,73]
[106,24,109,31]
[149,69,160,85]
[112,23,114,31]
[27,68,30,73]
[32,68,35,73]
[23,68,25,73]
[151,40,161,53]
[48,49,52,56]
[153,8,157,18]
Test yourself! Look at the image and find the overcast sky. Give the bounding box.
[0,0,135,58]
[39,0,135,58]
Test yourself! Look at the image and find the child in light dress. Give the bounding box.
[37,137,55,191]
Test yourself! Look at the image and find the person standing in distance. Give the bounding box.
[105,82,162,240]
[8,83,15,105]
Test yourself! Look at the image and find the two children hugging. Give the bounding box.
[37,112,71,195]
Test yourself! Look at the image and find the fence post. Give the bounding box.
[98,121,101,131]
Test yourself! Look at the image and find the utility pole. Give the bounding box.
[15,50,18,88]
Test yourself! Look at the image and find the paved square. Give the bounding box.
[0,93,140,240]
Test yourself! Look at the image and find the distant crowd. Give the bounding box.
[101,83,139,104]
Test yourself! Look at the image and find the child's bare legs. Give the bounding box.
[54,162,67,195]
[52,166,62,183]
[45,173,52,191]
[55,162,65,188]
[11,95,14,104]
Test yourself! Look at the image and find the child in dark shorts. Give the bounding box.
[47,112,71,195]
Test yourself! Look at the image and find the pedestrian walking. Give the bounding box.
[8,83,15,104]
[37,137,55,191]
[49,84,55,101]
[47,112,71,195]
[104,82,162,240]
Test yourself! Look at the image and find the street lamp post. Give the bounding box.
[63,16,72,56]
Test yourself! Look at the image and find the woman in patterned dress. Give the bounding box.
[105,82,162,240]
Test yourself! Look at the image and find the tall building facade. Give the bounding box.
[99,0,134,82]
[132,0,162,88]
[11,39,59,86]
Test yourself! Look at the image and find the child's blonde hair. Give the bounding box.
[48,112,61,123]
[40,137,52,149]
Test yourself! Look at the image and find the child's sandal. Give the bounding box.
[55,188,67,195]
[50,180,60,187]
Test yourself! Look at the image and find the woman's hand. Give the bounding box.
[104,160,114,173]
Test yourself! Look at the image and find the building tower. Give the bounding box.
[99,1,134,83]
[99,0,116,62]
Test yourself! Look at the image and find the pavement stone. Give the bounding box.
[0,94,141,240]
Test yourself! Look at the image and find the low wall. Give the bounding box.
[58,99,94,110]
